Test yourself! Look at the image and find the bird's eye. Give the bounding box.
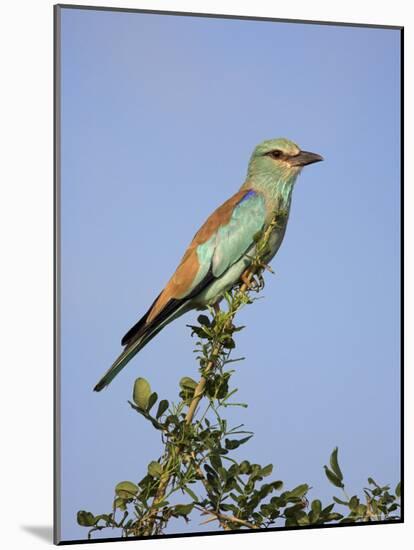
[267,150,283,159]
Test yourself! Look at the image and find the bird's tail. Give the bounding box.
[93,300,190,392]
[93,333,152,392]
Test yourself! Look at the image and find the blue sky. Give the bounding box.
[59,7,401,542]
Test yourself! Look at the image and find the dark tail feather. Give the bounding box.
[121,292,161,347]
[93,300,190,392]
[94,269,217,392]
[93,333,150,392]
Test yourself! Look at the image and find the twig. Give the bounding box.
[195,505,258,529]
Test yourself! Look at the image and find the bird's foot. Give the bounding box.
[241,271,255,290]
[254,273,265,291]
[241,271,264,292]
[249,273,265,291]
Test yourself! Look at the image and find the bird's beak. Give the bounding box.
[289,150,324,167]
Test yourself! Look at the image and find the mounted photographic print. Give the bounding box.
[54,4,403,544]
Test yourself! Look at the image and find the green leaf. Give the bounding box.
[115,481,138,499]
[210,454,222,471]
[333,496,349,506]
[258,483,273,499]
[133,378,151,409]
[368,477,380,488]
[114,497,127,511]
[197,315,211,327]
[287,483,309,499]
[153,500,169,509]
[147,392,158,411]
[220,503,238,513]
[371,500,379,514]
[239,460,251,474]
[183,485,198,501]
[321,503,335,516]
[325,512,343,522]
[356,504,367,517]
[204,464,218,478]
[77,511,96,527]
[311,499,322,519]
[260,464,273,477]
[228,463,240,477]
[324,466,344,488]
[225,439,240,450]
[138,474,153,490]
[180,376,198,390]
[174,503,194,516]
[187,324,208,338]
[156,399,169,419]
[224,435,252,450]
[148,461,162,478]
[218,467,228,481]
[284,503,306,518]
[222,337,235,349]
[349,496,359,512]
[270,495,286,508]
[330,447,343,481]
[395,482,401,498]
[296,512,310,525]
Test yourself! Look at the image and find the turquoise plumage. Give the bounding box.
[94,138,323,391]
[211,191,265,278]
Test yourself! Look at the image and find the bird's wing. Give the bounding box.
[121,188,266,346]
[143,188,265,324]
[96,188,266,391]
[211,189,265,278]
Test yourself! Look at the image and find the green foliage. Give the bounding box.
[115,481,138,499]
[133,378,151,410]
[321,449,401,524]
[179,376,198,402]
[77,216,401,538]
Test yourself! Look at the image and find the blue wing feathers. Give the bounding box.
[212,191,266,277]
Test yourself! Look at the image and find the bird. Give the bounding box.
[94,138,323,391]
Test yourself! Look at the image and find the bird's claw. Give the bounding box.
[241,271,265,292]
[249,273,265,291]
[241,271,254,290]
[255,273,265,291]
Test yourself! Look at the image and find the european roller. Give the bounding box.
[94,138,323,391]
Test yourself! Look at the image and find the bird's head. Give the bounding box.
[247,138,323,182]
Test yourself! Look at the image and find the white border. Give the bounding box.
[0,1,409,549]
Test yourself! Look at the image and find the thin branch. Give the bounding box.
[195,505,259,529]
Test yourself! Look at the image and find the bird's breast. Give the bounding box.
[264,223,288,263]
[195,224,287,307]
